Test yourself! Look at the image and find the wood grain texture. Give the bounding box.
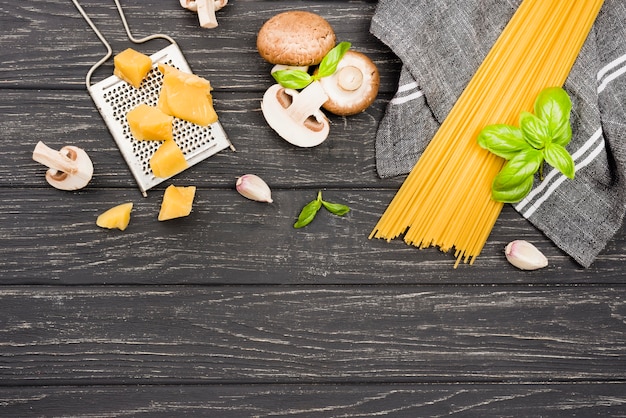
[2,384,626,416]
[1,0,625,415]
[0,90,396,188]
[2,286,625,384]
[0,0,397,91]
[1,187,624,284]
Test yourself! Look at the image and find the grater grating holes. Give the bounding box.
[87,42,232,195]
[100,60,223,179]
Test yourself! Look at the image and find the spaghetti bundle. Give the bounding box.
[369,0,605,266]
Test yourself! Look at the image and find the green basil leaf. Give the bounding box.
[316,41,351,79]
[321,200,350,216]
[492,148,543,190]
[519,111,550,149]
[544,142,575,179]
[551,122,572,147]
[477,124,530,160]
[492,173,535,203]
[272,69,314,89]
[293,198,322,229]
[480,87,576,200]
[534,86,572,145]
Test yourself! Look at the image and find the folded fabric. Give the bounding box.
[370,0,626,267]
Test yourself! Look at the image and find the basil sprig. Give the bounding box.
[272,42,351,90]
[294,190,350,229]
[477,87,575,203]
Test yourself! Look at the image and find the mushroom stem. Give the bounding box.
[197,0,218,28]
[32,141,79,175]
[261,82,330,148]
[179,0,227,12]
[318,50,380,116]
[181,0,227,28]
[336,66,364,91]
[32,141,94,191]
[197,0,225,29]
[285,81,329,125]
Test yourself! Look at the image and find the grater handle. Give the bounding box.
[71,0,113,89]
[71,0,178,89]
[113,0,177,46]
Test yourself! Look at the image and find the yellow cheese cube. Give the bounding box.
[157,63,218,126]
[149,139,189,178]
[96,202,133,231]
[113,48,152,89]
[127,104,173,141]
[158,185,196,221]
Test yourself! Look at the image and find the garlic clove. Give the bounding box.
[236,174,273,203]
[505,240,548,270]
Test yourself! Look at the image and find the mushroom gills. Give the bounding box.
[275,88,326,133]
[261,81,330,148]
[32,141,94,191]
[336,66,364,91]
[318,50,380,116]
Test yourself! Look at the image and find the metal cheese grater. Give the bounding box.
[72,0,234,197]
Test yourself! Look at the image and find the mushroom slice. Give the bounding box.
[179,0,228,12]
[270,64,309,75]
[261,81,330,148]
[180,0,197,11]
[180,0,227,28]
[318,51,380,116]
[32,141,94,191]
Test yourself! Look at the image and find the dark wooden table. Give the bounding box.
[2,0,625,416]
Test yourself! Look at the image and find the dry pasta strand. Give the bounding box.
[370,0,605,266]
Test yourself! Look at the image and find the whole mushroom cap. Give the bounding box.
[318,50,380,116]
[257,11,336,66]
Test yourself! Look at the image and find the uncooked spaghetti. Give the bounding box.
[370,0,605,267]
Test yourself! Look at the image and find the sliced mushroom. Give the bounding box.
[32,141,94,191]
[318,51,380,116]
[270,64,309,75]
[261,80,330,148]
[180,0,227,28]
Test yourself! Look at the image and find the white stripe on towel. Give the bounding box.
[390,82,423,105]
[397,81,419,93]
[520,139,606,218]
[514,52,626,216]
[515,127,603,212]
[390,90,425,105]
[597,52,626,81]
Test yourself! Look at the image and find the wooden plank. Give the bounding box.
[0,0,399,91]
[2,286,625,384]
[2,383,626,416]
[3,1,624,416]
[0,188,624,284]
[0,90,396,189]
[3,89,623,283]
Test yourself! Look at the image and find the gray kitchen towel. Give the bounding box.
[370,0,626,267]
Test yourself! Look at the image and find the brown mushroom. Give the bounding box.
[318,51,380,116]
[257,11,336,66]
[32,141,94,191]
[261,81,330,148]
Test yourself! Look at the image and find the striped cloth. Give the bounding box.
[370,0,626,267]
